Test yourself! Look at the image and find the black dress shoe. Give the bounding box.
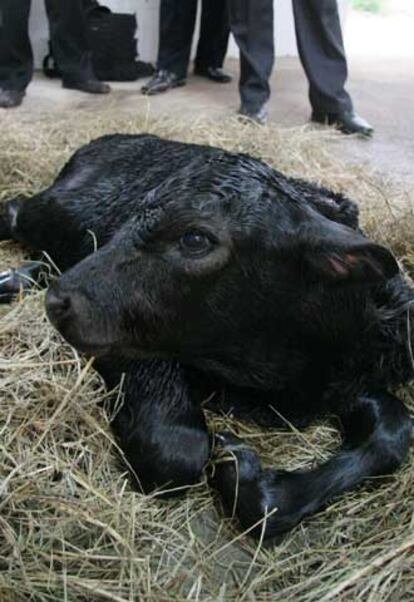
[141,70,186,96]
[238,104,268,125]
[194,66,232,83]
[0,88,25,108]
[62,76,110,94]
[312,110,374,137]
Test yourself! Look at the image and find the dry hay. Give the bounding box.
[0,110,413,602]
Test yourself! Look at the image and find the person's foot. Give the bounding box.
[238,104,268,125]
[141,70,186,96]
[62,76,110,94]
[194,66,232,83]
[0,89,24,108]
[311,110,374,137]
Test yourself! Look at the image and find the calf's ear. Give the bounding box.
[303,233,399,283]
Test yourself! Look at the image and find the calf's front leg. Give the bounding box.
[212,391,412,539]
[102,359,211,496]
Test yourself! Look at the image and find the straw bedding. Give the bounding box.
[0,111,413,601]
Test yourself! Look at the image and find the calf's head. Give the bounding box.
[45,155,399,361]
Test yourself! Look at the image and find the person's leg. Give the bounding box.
[227,0,274,120]
[194,0,231,82]
[292,0,373,135]
[44,0,110,93]
[142,0,197,95]
[292,0,352,115]
[0,0,32,107]
[157,0,198,77]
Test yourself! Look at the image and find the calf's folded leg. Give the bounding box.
[212,391,412,539]
[105,359,211,496]
[0,197,51,302]
[0,197,27,241]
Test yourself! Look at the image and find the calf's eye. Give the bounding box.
[179,230,213,256]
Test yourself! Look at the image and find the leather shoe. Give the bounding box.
[238,104,268,125]
[0,88,24,108]
[141,70,186,95]
[312,110,374,137]
[62,76,110,94]
[194,66,232,83]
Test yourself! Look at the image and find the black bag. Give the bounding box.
[43,2,154,82]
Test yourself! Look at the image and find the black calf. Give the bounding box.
[1,134,412,539]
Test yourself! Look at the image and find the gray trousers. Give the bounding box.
[228,0,353,114]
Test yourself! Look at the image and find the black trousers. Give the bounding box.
[0,0,92,92]
[227,0,274,112]
[157,0,230,78]
[228,0,353,114]
[292,0,353,114]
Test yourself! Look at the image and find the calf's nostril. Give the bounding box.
[46,289,72,320]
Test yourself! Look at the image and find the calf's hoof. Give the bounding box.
[0,262,48,303]
[211,431,301,539]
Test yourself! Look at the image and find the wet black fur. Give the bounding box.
[1,134,412,539]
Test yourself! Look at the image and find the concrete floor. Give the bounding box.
[1,53,414,188]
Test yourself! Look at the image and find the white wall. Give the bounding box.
[29,0,349,69]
